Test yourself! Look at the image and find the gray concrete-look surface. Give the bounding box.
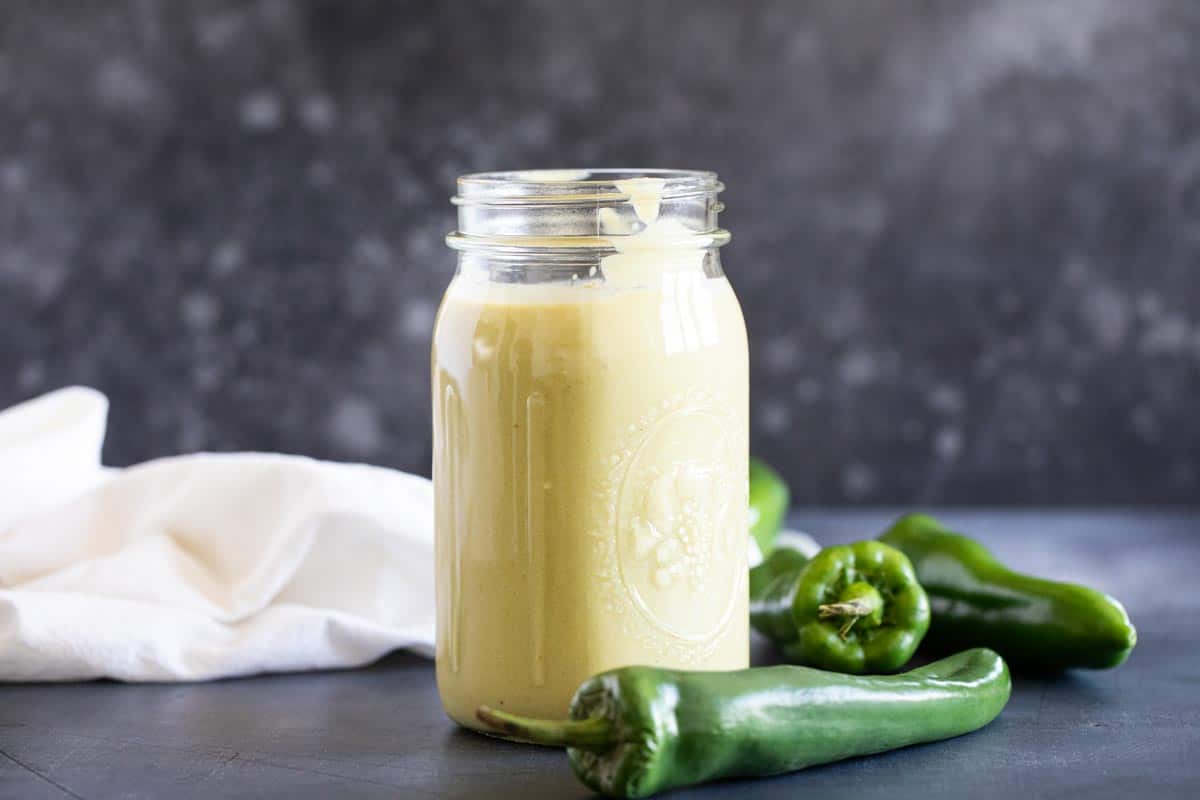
[1,509,1197,799]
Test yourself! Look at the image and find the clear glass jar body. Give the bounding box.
[433,170,748,730]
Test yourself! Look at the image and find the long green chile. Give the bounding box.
[476,648,1011,798]
[880,513,1137,670]
[748,457,790,555]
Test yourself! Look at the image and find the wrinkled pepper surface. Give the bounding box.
[476,648,1011,799]
[880,513,1137,670]
[749,540,930,673]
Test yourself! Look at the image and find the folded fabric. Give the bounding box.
[0,387,435,682]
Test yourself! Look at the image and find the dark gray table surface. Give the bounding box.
[2,509,1197,800]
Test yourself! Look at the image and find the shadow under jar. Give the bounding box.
[432,169,749,734]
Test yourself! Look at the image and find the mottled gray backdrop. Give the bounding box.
[2,0,1198,504]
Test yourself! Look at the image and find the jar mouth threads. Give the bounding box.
[452,169,723,207]
[449,168,728,249]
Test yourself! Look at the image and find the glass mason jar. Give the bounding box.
[433,169,748,731]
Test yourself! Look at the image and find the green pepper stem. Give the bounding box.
[818,598,880,618]
[476,706,616,751]
[818,595,882,639]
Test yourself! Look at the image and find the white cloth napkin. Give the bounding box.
[0,387,436,682]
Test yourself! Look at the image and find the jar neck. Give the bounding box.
[446,169,730,260]
[455,248,727,285]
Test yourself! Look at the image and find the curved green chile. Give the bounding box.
[748,546,809,612]
[477,648,1011,799]
[750,541,930,673]
[748,458,789,555]
[880,513,1137,670]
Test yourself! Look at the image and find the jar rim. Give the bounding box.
[452,168,723,206]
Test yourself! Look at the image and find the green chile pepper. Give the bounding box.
[748,457,789,555]
[748,544,809,600]
[750,540,930,673]
[880,513,1137,670]
[476,648,1011,799]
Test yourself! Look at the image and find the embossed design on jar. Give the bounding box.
[629,461,726,594]
[592,390,747,661]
